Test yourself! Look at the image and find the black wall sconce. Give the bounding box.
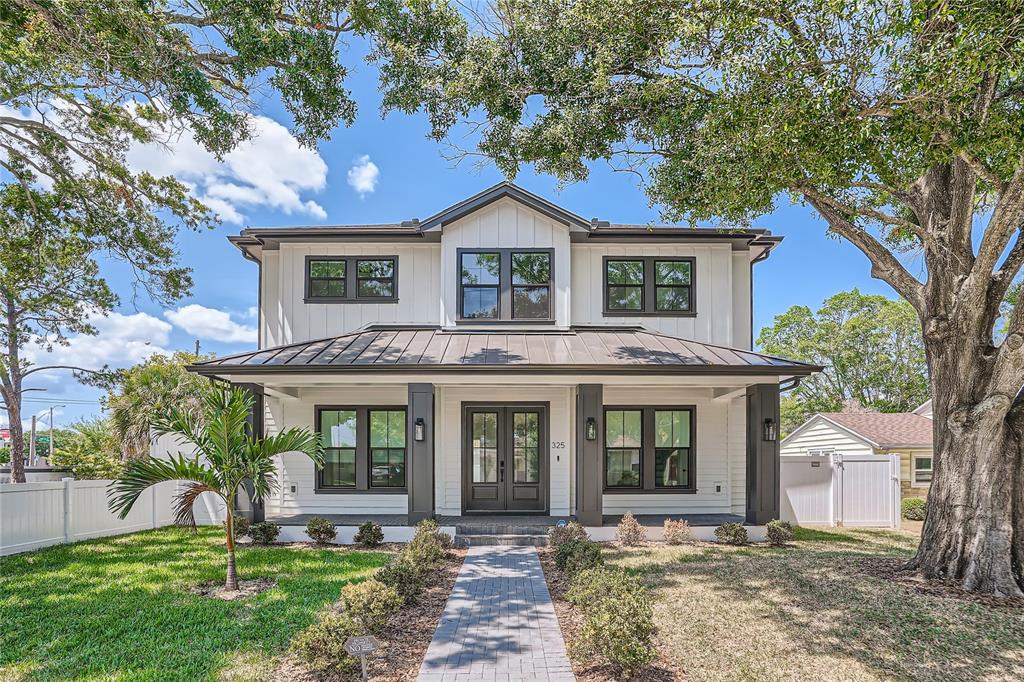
[414,417,426,441]
[585,416,597,441]
[763,418,778,442]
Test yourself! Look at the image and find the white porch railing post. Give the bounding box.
[62,477,73,543]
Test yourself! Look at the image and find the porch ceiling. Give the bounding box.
[189,325,819,377]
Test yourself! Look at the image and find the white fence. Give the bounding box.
[0,479,225,557]
[780,453,901,529]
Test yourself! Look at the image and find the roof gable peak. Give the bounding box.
[417,181,592,231]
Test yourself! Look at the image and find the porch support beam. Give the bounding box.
[575,384,604,526]
[233,382,266,523]
[712,386,747,401]
[745,383,781,524]
[407,383,435,524]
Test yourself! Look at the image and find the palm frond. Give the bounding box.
[173,482,223,531]
[255,428,324,465]
[107,455,221,519]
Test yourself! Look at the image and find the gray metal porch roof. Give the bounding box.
[189,325,819,377]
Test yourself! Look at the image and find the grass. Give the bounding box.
[0,527,389,681]
[602,528,1024,681]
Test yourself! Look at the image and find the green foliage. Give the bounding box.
[291,610,360,674]
[229,515,251,540]
[375,558,425,603]
[663,519,691,545]
[305,518,337,545]
[758,290,929,434]
[249,523,281,546]
[548,520,589,549]
[766,520,795,547]
[615,511,648,546]
[340,579,403,633]
[354,521,384,547]
[49,418,124,479]
[714,523,749,546]
[567,567,656,675]
[400,520,451,573]
[902,497,927,521]
[554,539,604,575]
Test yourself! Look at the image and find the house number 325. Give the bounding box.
[551,441,566,449]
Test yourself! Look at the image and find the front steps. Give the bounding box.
[452,520,557,547]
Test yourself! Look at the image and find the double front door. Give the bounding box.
[463,404,548,512]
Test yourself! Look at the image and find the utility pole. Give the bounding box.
[28,415,36,467]
[48,406,54,462]
[194,339,200,355]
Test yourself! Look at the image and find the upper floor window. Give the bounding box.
[458,248,553,321]
[305,256,397,303]
[603,256,695,316]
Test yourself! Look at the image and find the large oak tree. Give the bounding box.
[378,1,1024,596]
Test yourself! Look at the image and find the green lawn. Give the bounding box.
[601,528,1024,681]
[0,527,389,681]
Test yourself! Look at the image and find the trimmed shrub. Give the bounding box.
[248,522,281,545]
[375,558,425,603]
[765,519,794,546]
[662,518,691,545]
[548,520,588,549]
[567,567,655,675]
[902,497,927,521]
[341,579,403,633]
[291,611,360,673]
[554,538,604,575]
[416,519,454,549]
[714,522,748,546]
[615,512,648,547]
[401,519,451,574]
[227,515,251,540]
[305,517,337,545]
[354,521,384,547]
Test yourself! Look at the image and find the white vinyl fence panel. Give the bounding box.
[781,453,900,529]
[0,479,223,557]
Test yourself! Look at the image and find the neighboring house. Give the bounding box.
[189,182,817,527]
[780,405,934,499]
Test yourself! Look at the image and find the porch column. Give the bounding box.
[745,383,781,524]
[234,383,265,523]
[407,383,435,524]
[575,384,603,526]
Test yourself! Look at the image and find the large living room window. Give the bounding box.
[603,256,695,315]
[458,248,553,321]
[316,406,406,492]
[604,406,696,492]
[305,256,398,303]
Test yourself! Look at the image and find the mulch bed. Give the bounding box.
[276,548,467,681]
[858,557,1024,608]
[537,547,681,681]
[191,577,277,601]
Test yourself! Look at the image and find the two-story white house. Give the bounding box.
[190,182,817,529]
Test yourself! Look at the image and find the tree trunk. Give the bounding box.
[2,298,25,483]
[5,394,25,483]
[225,513,239,591]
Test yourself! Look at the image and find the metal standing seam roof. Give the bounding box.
[188,326,820,376]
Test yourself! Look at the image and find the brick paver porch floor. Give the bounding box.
[417,545,575,682]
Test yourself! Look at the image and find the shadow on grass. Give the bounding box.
[0,527,388,681]
[604,532,1023,681]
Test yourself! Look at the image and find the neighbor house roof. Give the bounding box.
[189,325,820,377]
[815,412,934,449]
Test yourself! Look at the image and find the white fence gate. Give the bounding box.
[780,453,901,529]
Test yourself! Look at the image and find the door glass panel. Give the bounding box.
[512,411,540,483]
[472,412,499,483]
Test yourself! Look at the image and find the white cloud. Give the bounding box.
[164,304,257,344]
[24,311,173,372]
[127,115,328,224]
[347,155,379,196]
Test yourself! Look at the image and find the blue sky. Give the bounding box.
[12,40,912,430]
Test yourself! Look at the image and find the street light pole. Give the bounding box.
[48,406,54,462]
[28,415,36,467]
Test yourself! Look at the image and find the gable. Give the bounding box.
[780,414,876,453]
[419,181,591,233]
[441,197,572,246]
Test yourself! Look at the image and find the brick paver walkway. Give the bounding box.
[417,545,575,681]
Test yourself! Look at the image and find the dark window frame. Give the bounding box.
[304,256,399,304]
[602,256,696,317]
[314,405,408,493]
[457,248,555,323]
[603,405,697,494]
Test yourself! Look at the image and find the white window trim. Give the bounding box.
[911,453,933,487]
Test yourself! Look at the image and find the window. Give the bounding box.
[913,455,933,485]
[604,406,696,492]
[305,256,398,303]
[603,257,695,315]
[458,249,553,321]
[315,406,406,491]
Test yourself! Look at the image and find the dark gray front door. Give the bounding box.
[463,404,547,512]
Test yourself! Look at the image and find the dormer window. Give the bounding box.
[305,256,398,303]
[603,256,695,316]
[458,248,553,322]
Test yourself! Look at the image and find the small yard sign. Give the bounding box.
[344,635,380,681]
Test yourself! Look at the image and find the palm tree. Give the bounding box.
[108,386,323,590]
